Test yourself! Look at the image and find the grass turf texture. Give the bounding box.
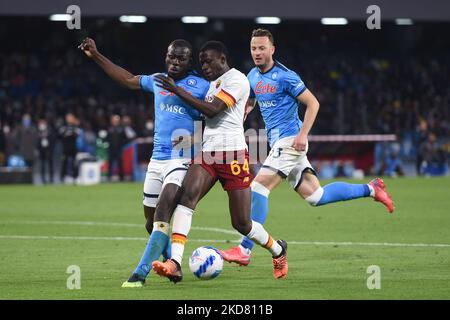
[0,177,449,299]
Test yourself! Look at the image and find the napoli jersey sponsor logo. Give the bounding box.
[258,100,277,107]
[159,102,187,115]
[254,80,278,107]
[140,72,209,160]
[254,81,277,94]
[247,61,306,146]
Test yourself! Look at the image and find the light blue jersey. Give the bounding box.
[247,61,306,147]
[240,62,376,254]
[140,72,209,160]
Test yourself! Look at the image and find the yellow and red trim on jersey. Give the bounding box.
[215,89,236,108]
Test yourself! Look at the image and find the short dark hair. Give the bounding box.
[168,39,193,53]
[251,28,275,45]
[200,41,229,60]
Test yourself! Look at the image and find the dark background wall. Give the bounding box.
[0,2,449,179]
[1,0,450,21]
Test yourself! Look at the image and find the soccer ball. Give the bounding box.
[189,246,224,280]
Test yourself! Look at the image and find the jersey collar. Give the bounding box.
[257,60,277,75]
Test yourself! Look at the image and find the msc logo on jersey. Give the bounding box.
[187,78,197,87]
[259,100,277,107]
[255,81,277,94]
[159,103,187,115]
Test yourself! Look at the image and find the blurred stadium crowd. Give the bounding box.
[0,18,448,183]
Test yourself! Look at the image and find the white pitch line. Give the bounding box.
[0,235,449,248]
[0,235,232,243]
[287,241,450,248]
[2,220,449,248]
[1,220,239,236]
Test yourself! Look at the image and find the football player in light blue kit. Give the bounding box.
[220,29,394,266]
[79,38,209,286]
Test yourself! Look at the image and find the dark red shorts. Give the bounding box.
[193,150,253,191]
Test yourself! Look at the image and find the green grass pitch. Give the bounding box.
[0,177,449,299]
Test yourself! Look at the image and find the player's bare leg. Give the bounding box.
[154,183,183,260]
[227,188,252,235]
[227,187,288,279]
[144,205,155,235]
[220,168,282,266]
[254,167,284,190]
[296,170,321,199]
[152,164,215,283]
[122,183,183,287]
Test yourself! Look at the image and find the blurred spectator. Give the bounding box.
[142,118,154,138]
[3,124,16,163]
[415,119,429,176]
[59,112,81,182]
[12,113,37,167]
[36,118,56,184]
[122,115,137,142]
[81,121,98,156]
[0,121,5,166]
[379,143,405,177]
[0,18,448,179]
[107,114,127,181]
[419,132,448,176]
[96,129,109,164]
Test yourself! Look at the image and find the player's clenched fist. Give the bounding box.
[292,133,308,152]
[78,37,98,58]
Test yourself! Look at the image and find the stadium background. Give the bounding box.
[0,0,449,301]
[0,0,449,183]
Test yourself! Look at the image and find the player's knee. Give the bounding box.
[232,219,252,235]
[179,191,198,209]
[305,187,324,206]
[155,201,172,220]
[155,187,181,224]
[143,206,155,234]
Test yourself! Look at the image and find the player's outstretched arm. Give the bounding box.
[293,89,320,151]
[244,98,256,121]
[78,37,141,90]
[154,75,227,118]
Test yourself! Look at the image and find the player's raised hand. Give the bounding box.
[154,74,178,93]
[293,132,308,152]
[78,37,98,58]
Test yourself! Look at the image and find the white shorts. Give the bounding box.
[142,158,190,207]
[262,136,317,190]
